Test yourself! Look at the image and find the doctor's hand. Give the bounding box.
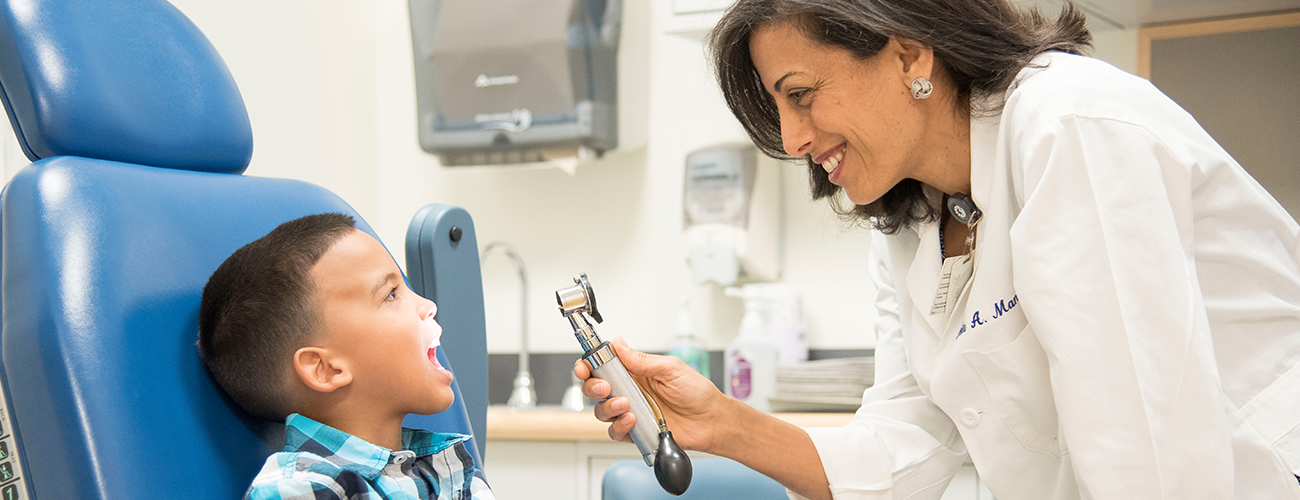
[573,337,735,455]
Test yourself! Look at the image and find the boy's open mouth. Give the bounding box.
[426,339,453,380]
[421,315,447,372]
[427,342,444,369]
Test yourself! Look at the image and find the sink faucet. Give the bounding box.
[481,242,535,410]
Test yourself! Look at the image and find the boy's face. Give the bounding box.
[311,229,456,415]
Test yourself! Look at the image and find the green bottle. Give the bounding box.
[669,296,710,376]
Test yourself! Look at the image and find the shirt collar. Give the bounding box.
[283,414,470,479]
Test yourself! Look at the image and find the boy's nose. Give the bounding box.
[419,299,438,320]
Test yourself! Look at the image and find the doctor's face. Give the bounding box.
[749,22,928,205]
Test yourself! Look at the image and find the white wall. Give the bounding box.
[169,0,380,225]
[1092,27,1139,74]
[0,1,1138,356]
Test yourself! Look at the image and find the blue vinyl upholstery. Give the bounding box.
[0,0,252,171]
[603,458,789,500]
[0,0,484,498]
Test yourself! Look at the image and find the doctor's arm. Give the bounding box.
[578,235,967,500]
[576,339,835,499]
[1009,114,1233,498]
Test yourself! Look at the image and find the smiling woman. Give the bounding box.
[708,0,1090,234]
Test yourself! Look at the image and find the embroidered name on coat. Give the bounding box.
[956,295,1018,338]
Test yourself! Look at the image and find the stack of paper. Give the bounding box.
[769,356,874,412]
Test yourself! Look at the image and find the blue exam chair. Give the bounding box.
[0,0,487,498]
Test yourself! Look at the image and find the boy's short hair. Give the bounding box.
[198,213,357,421]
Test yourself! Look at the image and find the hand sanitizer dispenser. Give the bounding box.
[682,144,780,286]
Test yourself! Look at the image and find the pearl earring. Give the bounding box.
[911,77,933,99]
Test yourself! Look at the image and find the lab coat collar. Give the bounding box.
[969,112,1001,215]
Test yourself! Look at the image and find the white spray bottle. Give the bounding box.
[723,285,778,413]
[765,284,808,365]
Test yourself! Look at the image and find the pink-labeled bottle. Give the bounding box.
[728,354,752,399]
[724,289,776,412]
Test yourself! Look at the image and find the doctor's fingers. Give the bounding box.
[593,396,632,422]
[573,359,592,380]
[607,412,635,443]
[613,337,690,380]
[582,375,611,400]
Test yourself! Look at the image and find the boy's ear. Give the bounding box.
[293,347,353,393]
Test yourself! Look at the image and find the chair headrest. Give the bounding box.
[0,0,253,174]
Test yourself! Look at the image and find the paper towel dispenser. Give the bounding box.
[408,0,621,166]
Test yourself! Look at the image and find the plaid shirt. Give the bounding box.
[245,414,494,500]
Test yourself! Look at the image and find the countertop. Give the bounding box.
[486,406,855,442]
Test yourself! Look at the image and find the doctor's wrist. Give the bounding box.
[703,396,766,457]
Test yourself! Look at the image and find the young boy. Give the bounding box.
[197,213,494,500]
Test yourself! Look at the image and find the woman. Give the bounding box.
[577,1,1300,499]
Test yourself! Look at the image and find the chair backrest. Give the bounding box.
[0,0,252,171]
[0,0,484,498]
[404,204,490,462]
[602,458,789,500]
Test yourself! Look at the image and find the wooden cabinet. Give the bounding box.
[485,440,641,500]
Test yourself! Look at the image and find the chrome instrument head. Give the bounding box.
[557,273,604,352]
[556,273,602,323]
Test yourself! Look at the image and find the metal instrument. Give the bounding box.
[556,274,692,495]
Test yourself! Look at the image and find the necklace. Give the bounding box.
[939,210,948,261]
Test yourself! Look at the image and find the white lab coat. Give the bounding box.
[797,52,1300,500]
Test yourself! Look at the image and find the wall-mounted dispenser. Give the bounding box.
[682,143,781,286]
[408,0,621,166]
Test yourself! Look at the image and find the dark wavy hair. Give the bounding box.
[707,0,1092,233]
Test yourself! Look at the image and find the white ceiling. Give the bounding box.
[1014,0,1300,30]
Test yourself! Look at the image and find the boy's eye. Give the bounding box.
[386,287,398,301]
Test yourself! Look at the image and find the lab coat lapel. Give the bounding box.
[905,222,947,338]
[963,113,1003,294]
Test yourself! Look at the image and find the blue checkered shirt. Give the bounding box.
[245,414,494,500]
